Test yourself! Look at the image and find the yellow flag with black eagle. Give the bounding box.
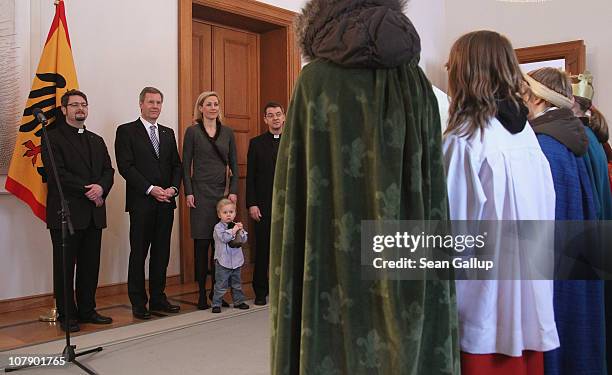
[4,0,78,222]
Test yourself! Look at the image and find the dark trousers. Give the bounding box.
[50,225,102,320]
[253,216,271,299]
[127,206,174,309]
[194,239,216,296]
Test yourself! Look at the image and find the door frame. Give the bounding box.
[178,0,301,283]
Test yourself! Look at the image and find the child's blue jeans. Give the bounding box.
[212,261,246,307]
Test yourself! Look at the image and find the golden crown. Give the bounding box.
[572,71,594,101]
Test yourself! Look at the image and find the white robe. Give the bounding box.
[433,85,450,131]
[443,118,560,357]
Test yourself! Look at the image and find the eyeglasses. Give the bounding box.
[265,113,283,119]
[66,103,88,108]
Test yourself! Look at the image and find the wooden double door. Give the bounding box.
[179,0,300,283]
[189,20,260,260]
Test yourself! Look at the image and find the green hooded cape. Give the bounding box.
[270,1,459,374]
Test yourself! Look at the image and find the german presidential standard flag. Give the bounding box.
[4,0,78,222]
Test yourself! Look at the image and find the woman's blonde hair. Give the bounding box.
[445,30,525,137]
[193,91,223,124]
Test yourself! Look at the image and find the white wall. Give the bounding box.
[0,0,322,301]
[0,0,179,300]
[443,0,612,126]
[405,0,447,88]
[258,0,448,88]
[6,0,608,301]
[0,0,446,302]
[259,0,303,12]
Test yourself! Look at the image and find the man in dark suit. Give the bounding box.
[115,87,182,319]
[246,102,285,305]
[42,89,114,332]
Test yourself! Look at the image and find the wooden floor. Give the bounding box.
[0,280,257,352]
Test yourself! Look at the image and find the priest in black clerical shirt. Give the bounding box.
[246,102,285,305]
[41,89,114,332]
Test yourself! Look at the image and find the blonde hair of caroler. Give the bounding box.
[193,91,223,124]
[445,30,525,138]
[527,67,573,102]
[216,198,234,213]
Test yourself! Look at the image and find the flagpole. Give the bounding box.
[7,111,102,375]
[38,302,58,322]
[5,2,102,373]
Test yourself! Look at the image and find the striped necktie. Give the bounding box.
[149,125,159,157]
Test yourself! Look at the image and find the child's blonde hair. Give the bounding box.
[216,198,235,213]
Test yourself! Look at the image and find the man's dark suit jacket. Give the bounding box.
[42,121,114,230]
[246,132,280,216]
[114,118,181,212]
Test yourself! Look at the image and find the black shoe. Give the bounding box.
[254,298,267,306]
[209,290,230,307]
[234,302,250,310]
[132,307,151,320]
[59,319,80,332]
[78,311,113,324]
[197,294,210,310]
[211,306,221,313]
[150,300,180,313]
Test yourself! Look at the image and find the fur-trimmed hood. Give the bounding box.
[530,107,589,157]
[296,0,420,68]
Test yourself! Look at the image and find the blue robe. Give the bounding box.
[583,127,612,220]
[583,126,612,375]
[537,134,605,375]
